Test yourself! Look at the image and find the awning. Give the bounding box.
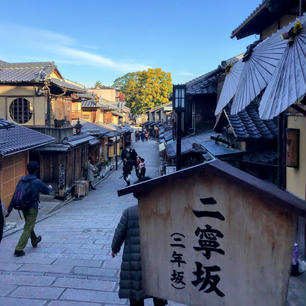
[37,144,70,152]
[166,131,215,158]
[89,138,100,146]
[201,140,243,158]
[230,20,295,115]
[259,16,306,119]
[215,60,244,115]
[67,135,95,147]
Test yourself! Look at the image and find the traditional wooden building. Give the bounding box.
[224,0,306,198]
[0,118,54,207]
[36,133,95,198]
[0,61,86,135]
[213,99,279,184]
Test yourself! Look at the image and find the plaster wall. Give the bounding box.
[89,89,116,102]
[286,115,306,200]
[0,86,46,126]
[261,13,299,39]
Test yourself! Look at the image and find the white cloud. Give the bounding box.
[57,46,149,71]
[0,23,149,73]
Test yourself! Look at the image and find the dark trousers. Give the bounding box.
[129,298,167,306]
[15,208,39,251]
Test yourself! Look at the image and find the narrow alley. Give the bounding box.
[0,140,182,306]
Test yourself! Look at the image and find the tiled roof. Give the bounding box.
[66,134,95,147]
[0,61,86,92]
[74,92,96,100]
[231,1,266,38]
[50,78,86,92]
[81,100,98,108]
[186,68,221,95]
[0,118,15,130]
[0,119,55,156]
[0,62,56,83]
[79,120,111,136]
[215,100,278,140]
[166,130,215,157]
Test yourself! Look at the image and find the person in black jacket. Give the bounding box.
[111,177,167,306]
[6,161,53,257]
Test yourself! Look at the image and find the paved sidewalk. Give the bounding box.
[0,140,184,306]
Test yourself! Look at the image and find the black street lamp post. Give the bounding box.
[115,134,119,170]
[173,84,186,171]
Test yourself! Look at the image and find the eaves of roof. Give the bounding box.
[50,78,86,93]
[231,2,267,39]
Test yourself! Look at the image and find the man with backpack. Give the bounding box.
[5,161,53,257]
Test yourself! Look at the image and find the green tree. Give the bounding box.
[112,68,172,115]
[94,80,107,89]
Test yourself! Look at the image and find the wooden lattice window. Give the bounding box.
[9,98,33,124]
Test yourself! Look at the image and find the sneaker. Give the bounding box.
[14,250,25,257]
[32,236,42,248]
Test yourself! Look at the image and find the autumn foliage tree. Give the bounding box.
[112,68,172,115]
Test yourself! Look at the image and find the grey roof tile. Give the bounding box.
[226,100,278,140]
[0,62,55,83]
[0,119,55,156]
[50,78,86,92]
[81,100,98,108]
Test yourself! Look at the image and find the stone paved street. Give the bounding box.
[0,140,185,306]
[0,139,304,306]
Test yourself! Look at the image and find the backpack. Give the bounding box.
[12,179,36,210]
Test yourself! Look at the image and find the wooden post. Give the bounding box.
[176,110,182,171]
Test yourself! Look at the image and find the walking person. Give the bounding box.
[138,158,146,178]
[111,195,167,306]
[135,131,138,143]
[140,131,145,142]
[130,148,138,170]
[88,157,97,190]
[145,131,149,141]
[122,159,133,186]
[5,161,53,257]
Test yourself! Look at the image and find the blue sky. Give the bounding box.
[0,0,262,87]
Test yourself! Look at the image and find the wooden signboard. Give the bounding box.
[286,128,299,168]
[118,160,305,306]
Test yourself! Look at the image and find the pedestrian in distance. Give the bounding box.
[111,177,167,306]
[135,131,138,143]
[123,158,133,186]
[138,158,146,178]
[88,157,97,190]
[145,131,149,141]
[121,148,129,165]
[141,131,145,142]
[5,161,53,257]
[130,148,138,170]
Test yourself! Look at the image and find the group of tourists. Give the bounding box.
[121,147,146,186]
[135,130,149,142]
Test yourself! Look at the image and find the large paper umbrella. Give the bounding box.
[230,19,297,115]
[215,60,244,115]
[259,16,306,119]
